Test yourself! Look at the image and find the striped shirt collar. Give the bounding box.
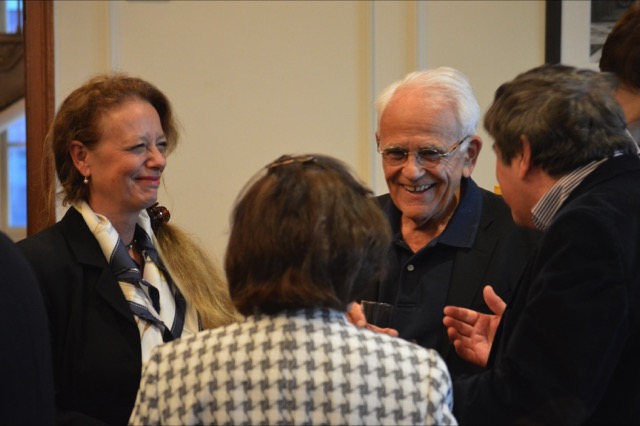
[531,158,608,231]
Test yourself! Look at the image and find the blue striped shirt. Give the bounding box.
[531,158,608,231]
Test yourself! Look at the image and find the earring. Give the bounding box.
[83,176,89,185]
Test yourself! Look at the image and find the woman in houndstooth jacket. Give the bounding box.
[129,154,457,425]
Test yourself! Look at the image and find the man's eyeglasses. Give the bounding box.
[377,136,469,167]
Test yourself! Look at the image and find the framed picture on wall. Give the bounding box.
[545,0,634,69]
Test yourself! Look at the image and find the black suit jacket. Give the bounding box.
[454,155,640,424]
[1,231,55,424]
[17,207,141,425]
[363,178,539,379]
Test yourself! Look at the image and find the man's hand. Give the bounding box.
[347,302,399,337]
[442,286,505,368]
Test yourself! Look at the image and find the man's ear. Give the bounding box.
[517,135,532,179]
[69,140,90,177]
[375,132,381,149]
[462,135,482,178]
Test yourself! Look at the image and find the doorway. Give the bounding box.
[0,0,55,240]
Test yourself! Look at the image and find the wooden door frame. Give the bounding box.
[24,0,55,235]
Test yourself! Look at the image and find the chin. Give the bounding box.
[512,214,531,229]
[135,197,157,211]
[402,211,433,226]
[144,199,158,209]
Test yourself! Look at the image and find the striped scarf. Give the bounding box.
[75,201,196,362]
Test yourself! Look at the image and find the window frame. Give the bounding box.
[0,98,26,240]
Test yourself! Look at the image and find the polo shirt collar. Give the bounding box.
[386,177,482,249]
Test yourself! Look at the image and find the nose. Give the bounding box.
[147,146,167,171]
[401,152,426,180]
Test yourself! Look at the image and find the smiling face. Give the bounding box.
[74,99,168,219]
[377,86,479,230]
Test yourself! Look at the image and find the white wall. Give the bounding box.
[425,0,545,193]
[53,0,545,262]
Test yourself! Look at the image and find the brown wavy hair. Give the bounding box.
[225,154,391,316]
[45,73,239,328]
[599,1,640,90]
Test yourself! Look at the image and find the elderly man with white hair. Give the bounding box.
[351,67,539,380]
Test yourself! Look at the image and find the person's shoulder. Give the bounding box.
[16,222,68,260]
[479,187,531,229]
[472,186,541,249]
[16,208,85,256]
[392,335,446,363]
[479,187,511,213]
[364,336,454,425]
[375,193,391,208]
[368,333,453,390]
[477,187,519,230]
[358,325,443,361]
[398,343,452,392]
[463,178,509,215]
[0,232,37,279]
[0,231,20,255]
[17,209,78,245]
[151,320,243,361]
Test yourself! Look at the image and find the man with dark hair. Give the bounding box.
[444,64,640,424]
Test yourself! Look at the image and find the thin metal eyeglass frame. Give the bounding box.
[377,136,469,167]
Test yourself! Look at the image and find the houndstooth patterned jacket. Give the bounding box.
[129,309,457,425]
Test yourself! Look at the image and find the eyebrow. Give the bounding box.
[383,144,445,151]
[136,134,167,143]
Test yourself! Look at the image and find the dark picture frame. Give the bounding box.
[545,0,634,68]
[545,0,562,64]
[544,0,594,68]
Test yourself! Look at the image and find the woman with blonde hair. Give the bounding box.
[17,73,239,425]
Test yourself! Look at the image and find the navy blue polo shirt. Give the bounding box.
[379,177,482,349]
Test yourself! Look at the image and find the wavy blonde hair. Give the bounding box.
[46,72,239,328]
[155,224,240,328]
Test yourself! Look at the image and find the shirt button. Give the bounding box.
[407,264,415,271]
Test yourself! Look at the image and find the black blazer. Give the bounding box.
[17,207,141,425]
[453,155,640,424]
[367,179,539,379]
[1,231,55,424]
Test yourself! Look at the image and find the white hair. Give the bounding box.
[375,67,480,139]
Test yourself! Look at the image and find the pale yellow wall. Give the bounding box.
[53,1,110,98]
[425,0,545,193]
[53,0,545,261]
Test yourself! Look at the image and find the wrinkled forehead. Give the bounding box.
[379,89,460,143]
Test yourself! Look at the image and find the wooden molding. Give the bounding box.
[24,0,55,235]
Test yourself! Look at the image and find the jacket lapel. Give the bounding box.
[441,197,500,360]
[447,188,499,310]
[60,208,136,325]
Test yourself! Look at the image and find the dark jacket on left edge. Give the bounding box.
[17,207,141,425]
